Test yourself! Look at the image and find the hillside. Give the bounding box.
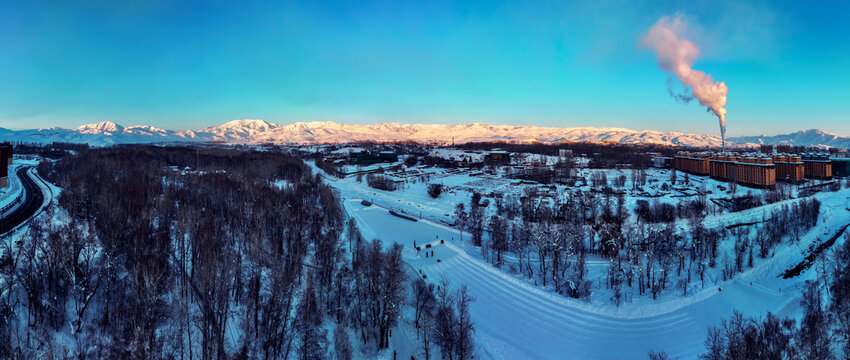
[728,129,850,149]
[2,120,849,149]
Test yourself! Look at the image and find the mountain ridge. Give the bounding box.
[1,120,848,149]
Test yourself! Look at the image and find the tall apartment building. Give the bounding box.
[675,151,777,188]
[708,153,739,182]
[0,158,6,188]
[673,152,710,175]
[0,143,11,188]
[773,154,805,182]
[801,153,832,179]
[731,154,776,187]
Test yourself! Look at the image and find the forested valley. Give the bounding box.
[0,146,473,359]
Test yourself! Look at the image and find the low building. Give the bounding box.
[558,149,572,163]
[350,150,398,166]
[378,151,398,163]
[652,156,673,168]
[484,151,511,165]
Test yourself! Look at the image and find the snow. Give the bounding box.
[0,162,25,211]
[338,193,850,359]
[730,129,850,149]
[75,121,125,134]
[4,119,850,148]
[271,179,292,191]
[1,158,58,236]
[315,156,850,359]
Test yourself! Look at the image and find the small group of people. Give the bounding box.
[413,240,436,258]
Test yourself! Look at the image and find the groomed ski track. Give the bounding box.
[340,194,849,360]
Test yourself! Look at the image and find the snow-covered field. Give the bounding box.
[316,159,850,359]
[338,193,850,359]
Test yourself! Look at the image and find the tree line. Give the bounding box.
[454,184,822,305]
[688,232,850,360]
[0,145,473,359]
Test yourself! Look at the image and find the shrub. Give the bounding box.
[427,183,443,198]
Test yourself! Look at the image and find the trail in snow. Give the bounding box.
[341,195,849,359]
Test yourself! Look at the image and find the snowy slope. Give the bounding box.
[313,158,850,359]
[728,129,850,149]
[2,119,849,148]
[190,121,725,147]
[0,121,187,146]
[339,192,850,360]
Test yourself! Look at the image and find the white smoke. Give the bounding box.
[643,14,728,147]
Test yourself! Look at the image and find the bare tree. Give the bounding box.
[333,325,353,360]
[454,203,467,242]
[297,278,327,360]
[455,285,475,360]
[413,279,436,337]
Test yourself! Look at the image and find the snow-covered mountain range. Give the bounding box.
[727,129,850,149]
[1,120,848,149]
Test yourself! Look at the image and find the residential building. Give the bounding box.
[802,153,832,179]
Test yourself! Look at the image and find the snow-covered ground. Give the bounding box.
[316,159,850,359]
[1,164,24,210]
[1,158,57,236]
[339,194,850,359]
[0,159,44,216]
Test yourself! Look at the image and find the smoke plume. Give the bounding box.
[643,15,728,147]
[666,77,693,104]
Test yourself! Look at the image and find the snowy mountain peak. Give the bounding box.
[728,128,850,149]
[76,121,124,133]
[796,129,835,136]
[3,120,849,149]
[211,119,280,131]
[126,125,167,133]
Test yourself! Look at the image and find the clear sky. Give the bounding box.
[1,0,849,136]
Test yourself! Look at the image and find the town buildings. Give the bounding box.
[349,150,398,165]
[707,153,776,187]
[674,150,834,188]
[484,151,511,165]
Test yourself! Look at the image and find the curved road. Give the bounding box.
[0,166,46,235]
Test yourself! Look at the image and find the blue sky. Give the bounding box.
[1,0,849,136]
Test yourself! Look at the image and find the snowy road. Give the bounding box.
[1,166,48,236]
[342,198,828,360]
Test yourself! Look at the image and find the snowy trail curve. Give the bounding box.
[344,199,724,359]
[338,191,850,359]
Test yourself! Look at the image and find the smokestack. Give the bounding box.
[642,14,729,150]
